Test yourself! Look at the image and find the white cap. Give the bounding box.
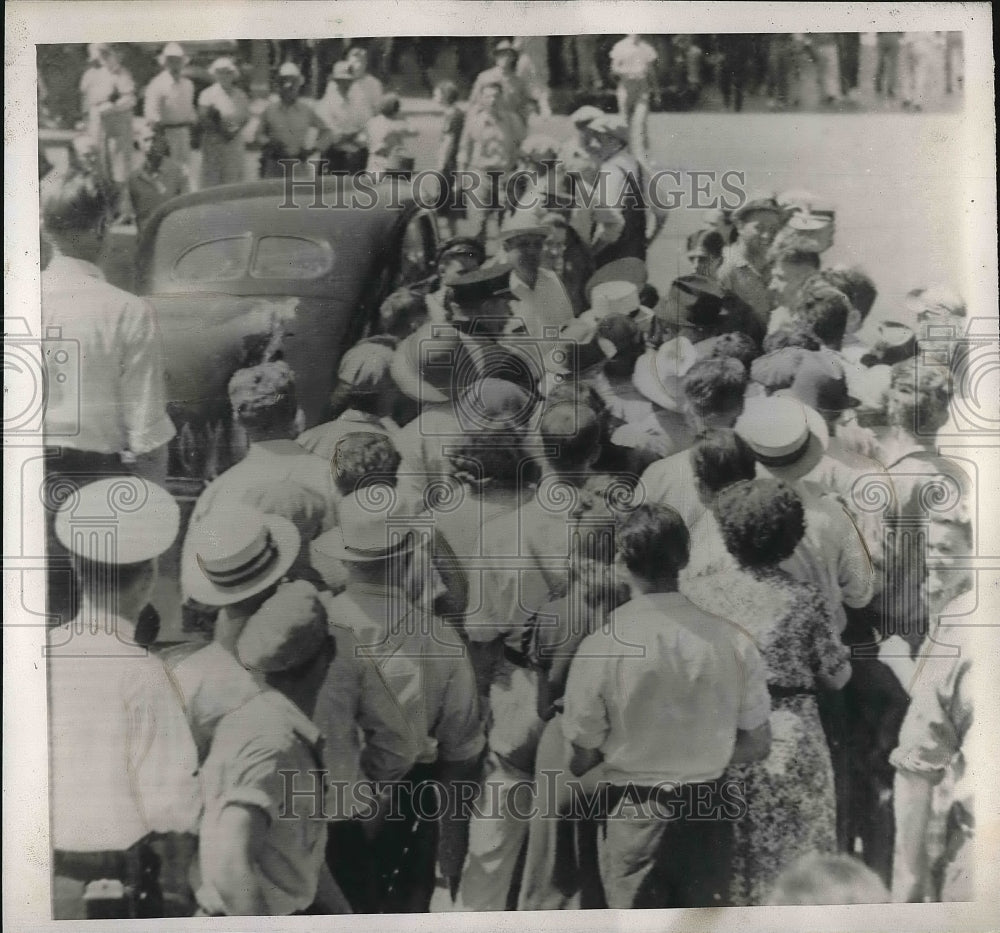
[209,57,239,75]
[160,42,186,61]
[55,478,179,565]
[278,62,303,81]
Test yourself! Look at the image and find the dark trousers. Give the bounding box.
[53,837,168,920]
[321,146,369,175]
[599,781,734,909]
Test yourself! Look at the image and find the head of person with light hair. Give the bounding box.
[886,358,952,438]
[227,361,299,442]
[765,853,890,906]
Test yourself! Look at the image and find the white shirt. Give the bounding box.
[48,618,201,851]
[561,592,771,786]
[347,74,384,121]
[314,83,368,137]
[639,448,705,531]
[41,255,176,456]
[609,37,658,80]
[508,267,575,340]
[143,69,196,126]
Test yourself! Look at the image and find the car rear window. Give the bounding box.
[250,236,334,279]
[173,235,252,282]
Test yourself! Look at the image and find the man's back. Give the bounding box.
[42,254,175,455]
[561,591,771,786]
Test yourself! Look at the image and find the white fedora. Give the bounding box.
[632,336,699,412]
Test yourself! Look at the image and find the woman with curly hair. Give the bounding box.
[683,478,852,906]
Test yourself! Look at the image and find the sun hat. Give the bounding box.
[732,192,783,223]
[55,478,179,565]
[209,57,239,76]
[159,43,187,64]
[585,257,648,297]
[278,62,304,83]
[183,506,300,607]
[498,210,550,243]
[331,60,355,81]
[632,336,700,411]
[311,492,418,563]
[735,395,830,482]
[583,113,630,144]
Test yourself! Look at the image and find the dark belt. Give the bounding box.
[768,683,817,699]
[159,122,193,129]
[53,848,132,884]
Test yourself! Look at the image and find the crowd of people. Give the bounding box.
[39,33,978,921]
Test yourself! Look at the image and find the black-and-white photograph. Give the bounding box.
[4,2,999,929]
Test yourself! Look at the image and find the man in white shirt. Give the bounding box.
[346,46,385,121]
[183,362,338,587]
[42,171,176,625]
[608,34,658,156]
[499,212,574,339]
[143,43,196,171]
[49,479,200,919]
[562,503,772,908]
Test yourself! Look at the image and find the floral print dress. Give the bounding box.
[684,567,852,906]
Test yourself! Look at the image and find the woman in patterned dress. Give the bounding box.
[683,478,852,906]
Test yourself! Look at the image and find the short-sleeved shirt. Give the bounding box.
[469,66,533,122]
[323,583,484,765]
[312,617,419,799]
[198,83,251,142]
[48,619,201,852]
[41,255,176,456]
[609,37,658,80]
[561,592,771,786]
[347,74,385,121]
[172,641,263,762]
[143,69,196,126]
[197,690,328,916]
[259,98,326,154]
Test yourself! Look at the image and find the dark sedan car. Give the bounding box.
[136,174,438,481]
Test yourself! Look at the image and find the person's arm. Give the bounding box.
[728,721,772,765]
[560,648,610,777]
[891,769,935,902]
[310,106,334,154]
[143,77,162,127]
[205,804,270,915]
[113,71,137,113]
[119,298,177,458]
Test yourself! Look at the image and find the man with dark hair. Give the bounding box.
[561,503,772,908]
[705,331,761,369]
